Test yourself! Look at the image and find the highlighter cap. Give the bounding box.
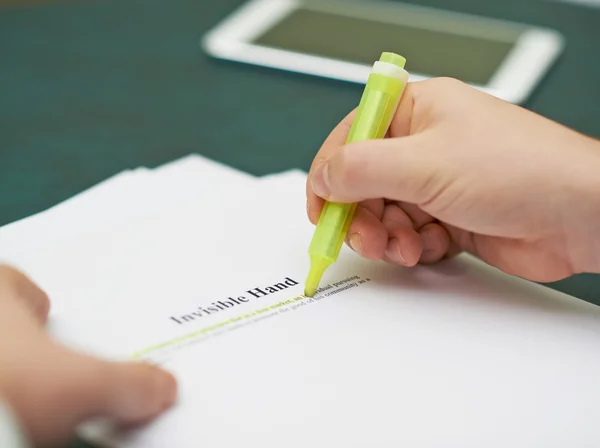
[380,52,406,69]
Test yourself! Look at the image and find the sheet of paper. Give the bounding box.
[0,168,146,246]
[0,154,302,266]
[12,173,600,447]
[0,154,257,268]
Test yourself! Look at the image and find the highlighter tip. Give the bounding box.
[305,255,331,298]
[304,285,317,298]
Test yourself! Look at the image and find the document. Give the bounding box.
[11,171,600,447]
[0,154,257,269]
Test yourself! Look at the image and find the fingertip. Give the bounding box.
[346,206,387,261]
[31,289,51,324]
[419,223,451,264]
[385,230,422,267]
[306,196,324,225]
[347,233,364,257]
[152,365,178,411]
[101,361,178,425]
[140,363,178,413]
[380,203,422,267]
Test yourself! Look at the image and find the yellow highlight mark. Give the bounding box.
[131,295,307,359]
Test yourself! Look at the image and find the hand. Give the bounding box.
[0,265,177,447]
[306,78,600,282]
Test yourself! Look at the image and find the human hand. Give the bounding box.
[306,78,600,282]
[0,265,177,447]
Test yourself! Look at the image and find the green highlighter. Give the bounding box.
[304,52,409,297]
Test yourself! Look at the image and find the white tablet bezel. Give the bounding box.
[201,0,564,104]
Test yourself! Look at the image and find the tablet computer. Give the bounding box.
[202,0,564,104]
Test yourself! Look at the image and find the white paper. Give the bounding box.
[0,169,146,248]
[11,173,600,447]
[0,154,256,269]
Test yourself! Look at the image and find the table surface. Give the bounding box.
[1,0,599,445]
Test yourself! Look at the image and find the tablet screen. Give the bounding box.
[253,6,524,85]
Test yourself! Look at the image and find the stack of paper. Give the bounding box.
[1,153,600,447]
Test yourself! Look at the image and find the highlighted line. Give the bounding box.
[131,295,307,360]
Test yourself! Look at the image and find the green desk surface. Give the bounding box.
[0,0,599,445]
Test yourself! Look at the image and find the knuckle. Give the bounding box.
[429,77,464,90]
[410,78,467,120]
[422,77,467,102]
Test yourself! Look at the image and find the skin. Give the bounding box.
[306,78,600,282]
[0,265,177,447]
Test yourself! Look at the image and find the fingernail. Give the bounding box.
[349,233,363,256]
[311,163,330,198]
[385,238,406,264]
[306,200,311,216]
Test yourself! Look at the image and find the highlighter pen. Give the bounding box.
[304,52,409,297]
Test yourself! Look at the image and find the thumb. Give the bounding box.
[12,349,177,446]
[310,134,438,204]
[86,357,178,425]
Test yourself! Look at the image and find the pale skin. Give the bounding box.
[307,77,600,282]
[0,265,177,447]
[1,77,600,447]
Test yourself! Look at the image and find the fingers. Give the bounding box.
[342,201,452,267]
[91,359,178,426]
[310,134,438,205]
[55,353,177,427]
[381,203,422,266]
[305,81,450,266]
[419,223,451,264]
[379,203,452,266]
[344,204,388,261]
[5,348,178,447]
[0,265,50,324]
[68,356,177,432]
[397,202,436,229]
